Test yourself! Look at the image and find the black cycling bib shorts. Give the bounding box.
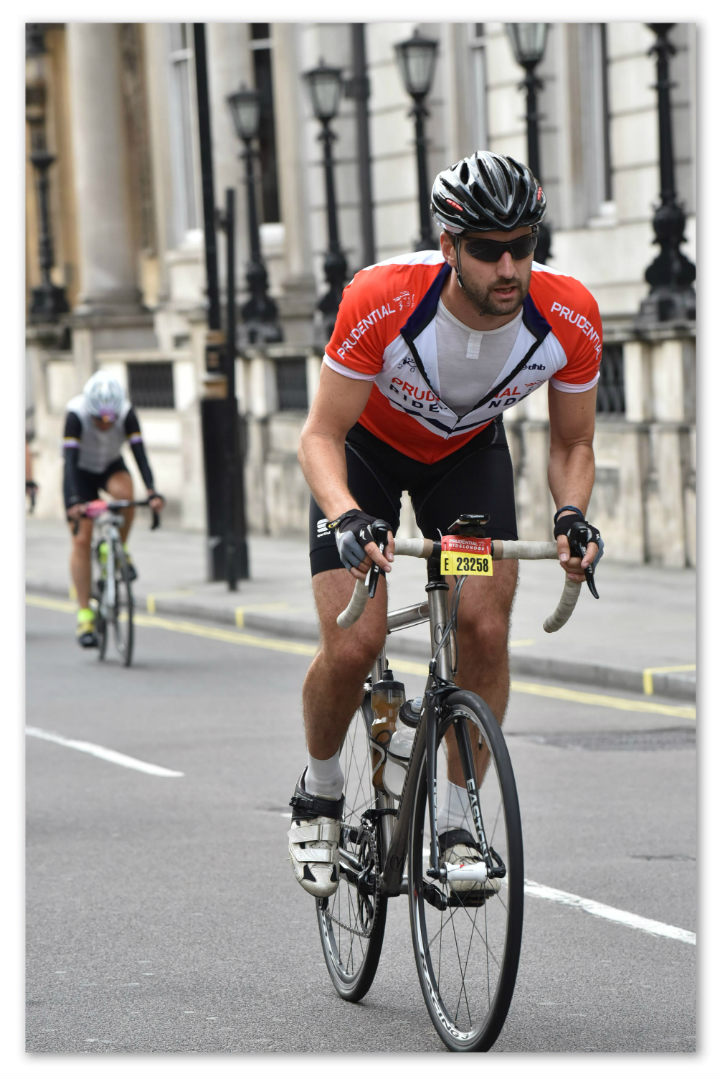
[309,418,518,576]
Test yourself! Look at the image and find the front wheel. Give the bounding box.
[316,693,387,1001]
[408,690,524,1051]
[112,546,134,667]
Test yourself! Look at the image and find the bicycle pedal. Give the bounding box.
[445,890,489,908]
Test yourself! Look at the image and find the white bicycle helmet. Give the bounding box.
[83,372,125,422]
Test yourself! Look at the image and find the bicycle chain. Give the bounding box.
[327,816,380,938]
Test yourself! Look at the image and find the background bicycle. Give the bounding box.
[80,498,160,667]
[315,517,583,1051]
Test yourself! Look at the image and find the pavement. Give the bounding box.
[24,516,696,702]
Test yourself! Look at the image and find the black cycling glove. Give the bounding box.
[328,510,386,572]
[553,506,604,598]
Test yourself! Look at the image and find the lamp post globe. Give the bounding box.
[394,28,439,250]
[505,22,552,263]
[226,83,282,345]
[303,59,348,346]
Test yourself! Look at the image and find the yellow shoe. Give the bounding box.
[76,607,98,649]
[122,543,138,582]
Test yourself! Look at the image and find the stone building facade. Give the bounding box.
[25,21,696,566]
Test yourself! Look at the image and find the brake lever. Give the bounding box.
[583,560,599,599]
[568,525,600,599]
[366,520,390,600]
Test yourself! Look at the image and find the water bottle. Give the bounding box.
[370,669,405,790]
[384,697,422,799]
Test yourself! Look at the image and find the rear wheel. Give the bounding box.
[93,571,108,661]
[316,693,387,1001]
[111,545,134,667]
[96,602,108,660]
[408,690,523,1051]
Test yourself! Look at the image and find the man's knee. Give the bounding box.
[109,476,132,498]
[71,535,92,558]
[457,609,510,662]
[456,575,516,661]
[323,623,385,681]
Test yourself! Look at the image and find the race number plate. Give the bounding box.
[440,535,493,576]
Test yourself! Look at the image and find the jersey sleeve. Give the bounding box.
[62,412,82,508]
[549,287,603,393]
[124,407,155,489]
[62,410,82,447]
[123,406,143,445]
[324,271,391,378]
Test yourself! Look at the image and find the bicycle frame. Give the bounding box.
[361,541,465,899]
[345,530,582,901]
[94,511,124,616]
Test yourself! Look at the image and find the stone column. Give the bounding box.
[270,23,317,345]
[66,23,141,314]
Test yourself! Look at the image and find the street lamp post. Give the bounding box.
[226,83,283,346]
[505,23,552,263]
[25,24,69,323]
[394,28,439,250]
[637,23,695,325]
[303,59,348,345]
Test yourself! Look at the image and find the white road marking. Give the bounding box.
[25,726,184,777]
[525,879,695,945]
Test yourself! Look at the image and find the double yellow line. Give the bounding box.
[26,594,695,720]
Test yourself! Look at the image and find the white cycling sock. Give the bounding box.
[305,750,344,801]
[437,780,471,834]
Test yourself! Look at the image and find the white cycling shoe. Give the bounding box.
[439,828,501,897]
[288,772,344,898]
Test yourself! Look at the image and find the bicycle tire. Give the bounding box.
[93,565,108,661]
[112,545,134,668]
[408,689,523,1051]
[96,599,108,660]
[316,693,388,1001]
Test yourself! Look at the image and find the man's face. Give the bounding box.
[92,416,115,432]
[441,227,534,319]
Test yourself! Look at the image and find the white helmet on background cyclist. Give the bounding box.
[83,372,125,423]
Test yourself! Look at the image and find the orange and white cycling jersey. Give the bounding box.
[323,251,602,464]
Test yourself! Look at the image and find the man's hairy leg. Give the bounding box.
[69,518,94,610]
[445,560,518,786]
[302,568,388,760]
[106,470,134,542]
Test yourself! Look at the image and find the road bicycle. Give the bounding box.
[316,513,587,1052]
[81,499,159,668]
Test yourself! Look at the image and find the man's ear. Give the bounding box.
[439,230,456,266]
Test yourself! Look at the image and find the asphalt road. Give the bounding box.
[24,596,697,1063]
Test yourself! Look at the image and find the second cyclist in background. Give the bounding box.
[63,371,164,648]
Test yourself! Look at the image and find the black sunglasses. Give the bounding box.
[463,232,538,262]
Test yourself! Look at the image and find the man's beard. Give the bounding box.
[461,272,530,318]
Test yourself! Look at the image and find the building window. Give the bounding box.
[128,362,175,409]
[579,24,614,220]
[250,23,280,224]
[276,358,308,411]
[168,23,200,239]
[596,343,625,415]
[469,24,489,152]
[598,24,613,205]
